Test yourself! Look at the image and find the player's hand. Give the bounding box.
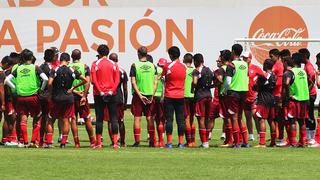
[80,97,86,106]
[148,96,154,104]
[140,95,149,105]
[67,87,74,94]
[1,104,5,112]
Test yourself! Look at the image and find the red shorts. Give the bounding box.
[16,96,41,117]
[225,94,245,116]
[131,94,154,117]
[5,100,15,116]
[255,104,275,119]
[195,97,212,117]
[209,98,220,119]
[153,97,164,120]
[287,100,308,119]
[243,100,256,111]
[50,102,75,119]
[184,98,195,117]
[219,96,230,118]
[74,99,91,119]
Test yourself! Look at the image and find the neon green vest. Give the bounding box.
[230,60,249,92]
[69,62,85,92]
[184,66,194,98]
[134,61,155,96]
[219,65,227,95]
[289,67,309,101]
[155,67,163,97]
[15,64,40,96]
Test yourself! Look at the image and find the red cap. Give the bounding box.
[158,58,167,67]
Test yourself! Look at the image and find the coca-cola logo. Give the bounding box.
[249,6,308,64]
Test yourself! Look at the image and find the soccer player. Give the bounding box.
[192,53,214,148]
[254,59,277,148]
[47,53,87,148]
[242,52,264,141]
[222,44,249,148]
[284,52,309,147]
[269,49,284,141]
[39,49,55,147]
[91,44,120,149]
[130,46,158,147]
[313,53,320,146]
[5,49,48,147]
[183,53,196,147]
[69,49,95,147]
[161,46,187,148]
[153,58,167,147]
[299,48,317,144]
[109,53,128,147]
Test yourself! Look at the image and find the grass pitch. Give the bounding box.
[0,110,320,180]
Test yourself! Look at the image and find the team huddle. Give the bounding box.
[0,43,320,149]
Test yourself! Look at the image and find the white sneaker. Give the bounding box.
[309,142,320,148]
[308,139,316,146]
[5,142,18,147]
[249,134,254,141]
[220,133,226,140]
[276,139,288,147]
[17,143,26,148]
[201,142,209,148]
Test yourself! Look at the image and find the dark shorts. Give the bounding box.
[184,98,195,117]
[244,100,257,111]
[5,100,15,116]
[209,98,220,119]
[153,96,164,120]
[195,97,212,117]
[50,102,75,119]
[287,100,308,119]
[225,93,246,116]
[16,95,41,117]
[74,99,91,119]
[255,104,275,119]
[219,96,230,118]
[131,94,154,117]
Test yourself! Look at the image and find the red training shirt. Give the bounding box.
[246,64,264,102]
[272,61,284,97]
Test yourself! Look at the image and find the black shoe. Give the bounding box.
[60,144,66,149]
[149,142,155,148]
[132,142,140,147]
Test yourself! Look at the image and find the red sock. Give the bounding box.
[96,134,102,145]
[233,126,240,145]
[157,123,164,144]
[290,128,297,146]
[147,125,155,144]
[185,128,191,144]
[315,118,320,143]
[46,133,53,144]
[259,132,266,145]
[241,126,248,144]
[191,126,196,143]
[299,128,306,146]
[120,128,125,144]
[61,135,68,145]
[225,124,233,144]
[134,128,141,143]
[74,136,80,145]
[89,136,95,145]
[31,122,41,142]
[10,129,17,142]
[20,121,28,144]
[178,135,183,144]
[199,129,207,143]
[167,134,172,144]
[2,137,7,143]
[112,134,118,146]
[271,132,276,145]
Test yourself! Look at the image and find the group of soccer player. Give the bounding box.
[0,43,320,149]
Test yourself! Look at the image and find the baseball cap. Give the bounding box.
[51,47,60,55]
[241,51,252,59]
[157,58,167,67]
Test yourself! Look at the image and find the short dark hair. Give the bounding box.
[71,49,81,60]
[279,49,291,58]
[316,52,320,60]
[284,57,294,68]
[109,53,118,63]
[263,59,275,71]
[193,53,204,67]
[44,49,55,63]
[183,53,193,64]
[9,52,20,65]
[298,48,310,59]
[231,44,243,56]
[1,56,9,66]
[292,52,303,66]
[60,53,70,62]
[220,49,232,62]
[20,49,34,63]
[168,46,180,60]
[138,46,148,58]
[269,49,280,57]
[97,44,110,57]
[146,54,153,63]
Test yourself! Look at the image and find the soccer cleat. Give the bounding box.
[158,142,165,148]
[43,144,54,148]
[276,139,289,147]
[186,143,193,148]
[17,143,28,148]
[75,144,80,148]
[93,144,103,149]
[220,133,226,141]
[132,142,140,148]
[233,144,241,149]
[60,144,66,149]
[220,143,233,148]
[113,144,120,149]
[308,139,316,146]
[249,134,254,141]
[178,143,185,149]
[200,142,209,149]
[28,142,39,148]
[241,144,251,148]
[165,143,173,149]
[90,143,96,148]
[5,142,18,147]
[309,142,320,148]
[254,144,266,148]
[267,143,276,148]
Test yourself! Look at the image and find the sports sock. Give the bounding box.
[185,128,191,144]
[259,132,266,145]
[299,128,307,146]
[96,134,102,145]
[148,125,156,144]
[191,126,196,143]
[233,126,240,146]
[31,122,41,142]
[89,136,95,145]
[225,124,233,144]
[241,126,248,144]
[270,132,276,145]
[134,128,141,143]
[74,136,80,145]
[157,123,164,144]
[199,129,207,143]
[61,135,68,145]
[20,121,28,144]
[46,133,53,144]
[178,135,184,144]
[166,134,172,144]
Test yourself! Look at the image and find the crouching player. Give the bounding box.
[253,59,277,147]
[284,53,309,147]
[47,53,87,148]
[5,49,48,147]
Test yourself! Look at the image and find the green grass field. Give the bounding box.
[1,110,320,180]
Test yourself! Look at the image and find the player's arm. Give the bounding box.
[90,62,103,96]
[192,69,199,93]
[83,65,91,97]
[36,66,48,91]
[70,71,87,94]
[122,79,128,109]
[48,70,54,97]
[4,69,17,91]
[110,64,120,95]
[152,66,158,99]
